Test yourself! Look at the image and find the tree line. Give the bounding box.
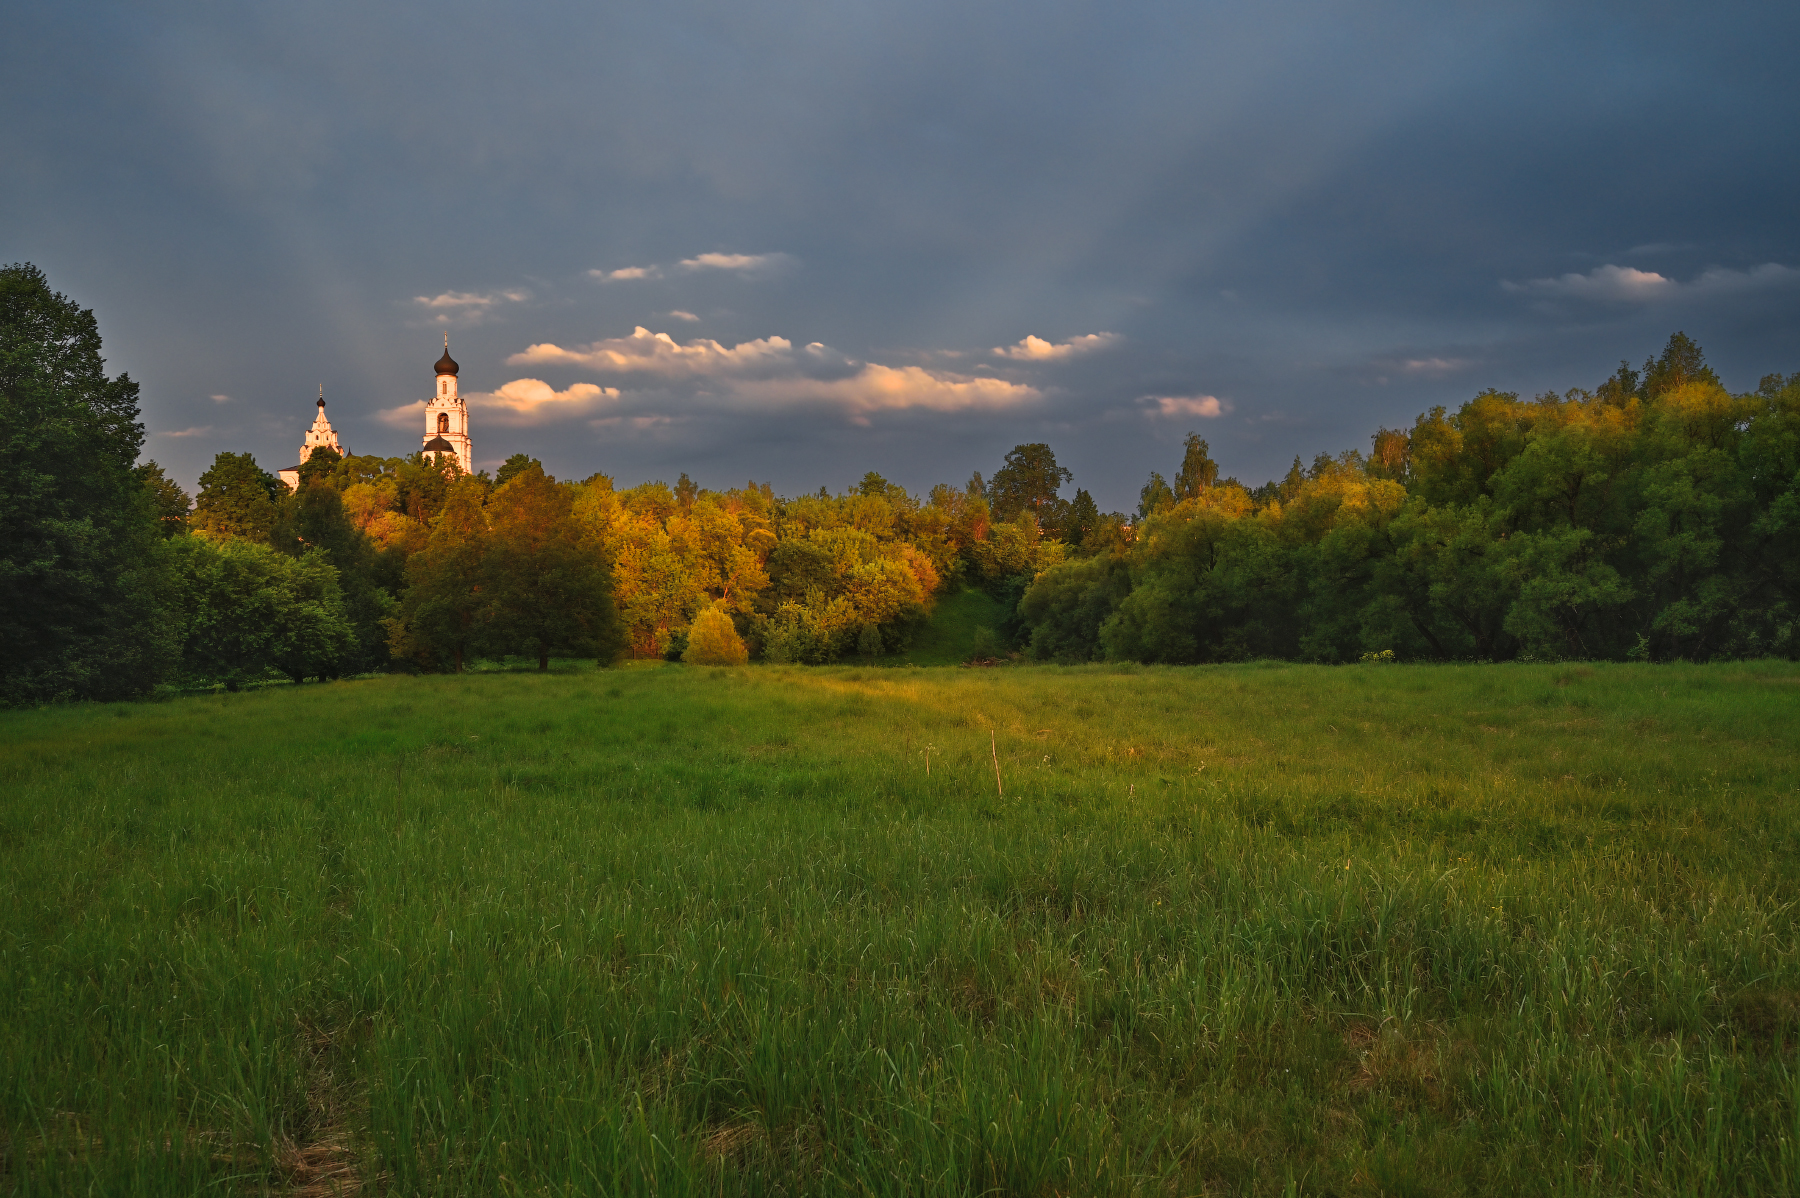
[1022,336,1800,664]
[5,260,1797,703]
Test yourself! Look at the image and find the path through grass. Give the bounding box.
[4,662,1799,1194]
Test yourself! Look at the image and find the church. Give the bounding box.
[278,338,475,488]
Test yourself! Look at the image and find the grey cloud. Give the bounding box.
[3,1,1796,510]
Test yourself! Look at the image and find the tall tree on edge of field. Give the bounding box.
[0,263,176,703]
[483,463,625,669]
[273,475,396,674]
[388,474,492,672]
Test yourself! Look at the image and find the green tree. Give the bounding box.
[987,443,1072,523]
[764,539,837,607]
[1020,552,1132,661]
[294,446,342,488]
[389,476,492,672]
[0,262,175,703]
[1172,433,1219,501]
[1062,487,1101,548]
[1595,359,1642,406]
[1367,429,1410,482]
[495,453,541,488]
[1136,472,1174,520]
[394,452,456,523]
[192,451,281,542]
[168,536,355,688]
[856,620,884,660]
[273,477,396,673]
[1641,331,1720,401]
[1502,525,1634,659]
[135,461,191,538]
[482,463,624,669]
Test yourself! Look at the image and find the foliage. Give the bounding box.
[191,451,280,542]
[494,452,540,488]
[0,262,175,704]
[165,535,356,686]
[386,467,625,672]
[293,445,342,488]
[1021,333,1800,663]
[5,662,1800,1194]
[18,271,1798,691]
[855,620,883,660]
[985,442,1071,524]
[1172,431,1219,500]
[387,475,491,672]
[272,478,396,673]
[684,605,750,665]
[1061,486,1100,547]
[135,461,191,538]
[481,463,623,669]
[1136,470,1174,520]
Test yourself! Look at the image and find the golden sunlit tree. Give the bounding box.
[682,605,749,665]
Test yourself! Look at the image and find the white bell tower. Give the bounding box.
[422,334,474,474]
[276,387,349,491]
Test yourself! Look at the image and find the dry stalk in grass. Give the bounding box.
[990,730,1003,797]
[701,1121,766,1163]
[278,1021,369,1197]
[279,1129,362,1197]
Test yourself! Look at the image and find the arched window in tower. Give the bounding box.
[437,413,449,434]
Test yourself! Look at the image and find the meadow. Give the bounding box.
[3,660,1799,1196]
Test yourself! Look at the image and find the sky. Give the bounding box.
[6,0,1798,511]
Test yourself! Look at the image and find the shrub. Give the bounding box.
[683,606,748,666]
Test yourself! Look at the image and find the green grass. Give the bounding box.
[893,587,1011,665]
[4,661,1800,1195]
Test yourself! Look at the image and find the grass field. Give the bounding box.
[4,661,1799,1195]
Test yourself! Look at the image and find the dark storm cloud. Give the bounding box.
[5,0,1797,509]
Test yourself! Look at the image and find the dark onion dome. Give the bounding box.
[435,346,459,376]
[423,436,456,454]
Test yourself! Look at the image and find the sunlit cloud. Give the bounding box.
[509,327,795,377]
[589,265,661,281]
[503,325,1038,423]
[1401,357,1473,375]
[411,288,531,326]
[209,393,232,403]
[667,310,700,322]
[678,251,790,272]
[376,400,426,429]
[414,288,530,309]
[1503,262,1800,303]
[991,332,1119,361]
[475,379,623,426]
[732,365,1038,424]
[1141,395,1230,419]
[160,425,214,437]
